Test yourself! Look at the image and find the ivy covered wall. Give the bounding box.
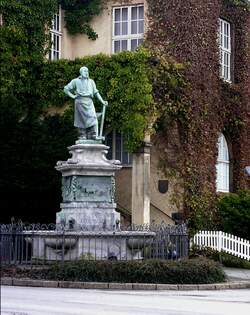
[146,0,250,231]
[220,2,250,190]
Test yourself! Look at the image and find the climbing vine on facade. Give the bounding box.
[58,0,103,40]
[146,0,250,233]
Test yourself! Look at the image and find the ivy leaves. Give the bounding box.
[224,0,250,9]
[0,0,58,117]
[59,0,103,40]
[37,49,184,152]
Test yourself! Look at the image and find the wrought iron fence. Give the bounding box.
[0,223,188,266]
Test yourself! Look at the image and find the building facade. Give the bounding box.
[50,0,250,225]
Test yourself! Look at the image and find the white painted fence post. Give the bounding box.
[218,231,222,252]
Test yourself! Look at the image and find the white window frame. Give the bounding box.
[0,13,3,26]
[219,18,231,82]
[112,5,144,53]
[49,6,62,61]
[216,133,230,193]
[106,130,132,166]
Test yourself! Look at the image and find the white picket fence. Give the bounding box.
[192,231,250,261]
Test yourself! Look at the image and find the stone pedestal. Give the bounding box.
[26,140,155,262]
[55,141,122,231]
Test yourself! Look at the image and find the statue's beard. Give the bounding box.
[81,74,89,79]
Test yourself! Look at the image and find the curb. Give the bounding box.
[1,278,250,291]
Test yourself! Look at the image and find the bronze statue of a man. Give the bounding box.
[64,66,108,140]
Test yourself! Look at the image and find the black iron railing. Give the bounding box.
[0,223,188,265]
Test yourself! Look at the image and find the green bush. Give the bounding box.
[217,190,250,239]
[219,253,250,269]
[28,258,225,284]
[190,245,250,269]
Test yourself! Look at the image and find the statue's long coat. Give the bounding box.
[64,77,98,129]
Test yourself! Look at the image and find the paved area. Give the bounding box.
[223,267,250,281]
[2,286,250,315]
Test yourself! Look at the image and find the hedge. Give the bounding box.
[23,258,226,284]
[190,245,250,269]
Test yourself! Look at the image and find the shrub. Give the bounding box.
[27,258,225,284]
[219,253,250,269]
[217,190,250,239]
[190,245,250,269]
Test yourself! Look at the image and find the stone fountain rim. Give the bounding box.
[68,143,109,150]
[22,231,156,236]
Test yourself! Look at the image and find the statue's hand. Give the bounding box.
[64,89,77,100]
[103,101,108,107]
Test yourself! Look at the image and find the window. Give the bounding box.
[49,6,62,60]
[219,19,231,82]
[216,133,230,192]
[106,131,132,166]
[112,5,144,53]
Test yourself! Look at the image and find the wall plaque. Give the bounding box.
[158,180,169,194]
[62,176,112,202]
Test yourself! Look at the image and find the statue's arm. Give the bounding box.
[64,80,77,99]
[92,80,108,106]
[96,92,108,106]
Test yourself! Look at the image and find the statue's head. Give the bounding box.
[79,66,89,79]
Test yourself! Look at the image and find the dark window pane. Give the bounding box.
[121,40,128,51]
[122,22,128,35]
[115,8,120,22]
[131,21,137,34]
[105,132,113,160]
[115,133,122,161]
[224,36,228,49]
[122,8,128,21]
[122,152,129,165]
[139,20,144,34]
[139,6,144,19]
[56,35,59,50]
[131,7,137,20]
[225,23,229,36]
[57,15,60,31]
[115,22,120,36]
[225,52,229,66]
[128,153,132,165]
[131,39,138,51]
[114,41,120,53]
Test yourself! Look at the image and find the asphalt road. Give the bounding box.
[1,286,250,315]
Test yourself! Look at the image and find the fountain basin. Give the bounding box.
[24,230,155,261]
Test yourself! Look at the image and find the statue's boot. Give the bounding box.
[87,125,97,140]
[79,128,87,140]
